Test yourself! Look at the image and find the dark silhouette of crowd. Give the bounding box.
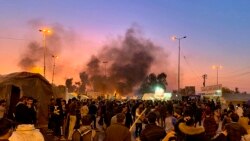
[1,96,250,141]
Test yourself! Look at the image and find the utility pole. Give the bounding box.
[202,74,207,87]
[172,36,187,95]
[51,55,58,85]
[103,61,108,77]
[212,65,222,86]
[39,29,51,78]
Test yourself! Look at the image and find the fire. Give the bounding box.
[30,67,43,74]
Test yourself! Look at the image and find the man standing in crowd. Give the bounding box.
[88,101,98,129]
[14,96,27,123]
[67,98,77,140]
[9,97,44,141]
[104,113,131,141]
[0,100,7,119]
[135,103,144,137]
[225,113,247,141]
[0,118,13,140]
[72,115,98,141]
[26,97,37,124]
[140,112,166,141]
[47,98,55,133]
[203,109,218,139]
[236,104,243,117]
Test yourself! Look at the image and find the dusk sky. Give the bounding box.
[0,0,250,93]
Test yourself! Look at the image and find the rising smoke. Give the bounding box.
[18,19,76,73]
[18,42,44,70]
[84,26,168,95]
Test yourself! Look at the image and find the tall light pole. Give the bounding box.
[39,29,51,78]
[212,65,222,86]
[172,36,187,95]
[52,55,58,85]
[103,61,108,77]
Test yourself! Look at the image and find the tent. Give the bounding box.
[0,72,53,125]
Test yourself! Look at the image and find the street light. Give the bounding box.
[51,55,58,85]
[212,65,223,86]
[39,29,51,78]
[172,35,187,95]
[103,61,108,77]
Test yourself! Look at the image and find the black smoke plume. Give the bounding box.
[84,26,167,95]
[19,19,75,72]
[18,42,43,70]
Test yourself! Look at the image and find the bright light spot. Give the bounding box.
[39,28,52,34]
[155,87,164,95]
[216,90,222,93]
[212,65,223,70]
[30,67,43,74]
[171,36,176,41]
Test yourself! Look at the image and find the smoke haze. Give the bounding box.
[18,19,76,77]
[84,26,169,95]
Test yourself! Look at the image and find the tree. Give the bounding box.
[222,87,234,94]
[139,72,168,94]
[79,72,89,94]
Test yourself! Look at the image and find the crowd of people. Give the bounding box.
[1,96,250,141]
[0,96,44,141]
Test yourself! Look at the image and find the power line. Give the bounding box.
[0,36,28,41]
[220,70,250,78]
[180,50,201,82]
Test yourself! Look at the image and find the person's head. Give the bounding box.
[230,113,239,122]
[26,97,33,108]
[50,98,55,104]
[81,115,92,126]
[0,99,6,107]
[227,110,233,116]
[205,109,211,116]
[147,112,157,124]
[185,117,195,126]
[116,113,125,123]
[0,118,13,139]
[174,108,182,118]
[139,103,143,108]
[61,99,66,105]
[56,98,61,106]
[122,105,128,113]
[20,96,27,103]
[72,97,77,103]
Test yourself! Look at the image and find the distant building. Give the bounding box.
[180,86,196,96]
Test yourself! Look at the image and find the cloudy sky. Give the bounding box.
[0,0,250,92]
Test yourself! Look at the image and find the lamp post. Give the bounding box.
[212,65,222,86]
[103,61,108,77]
[52,55,58,85]
[39,29,51,78]
[172,36,187,95]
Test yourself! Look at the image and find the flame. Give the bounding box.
[30,66,43,74]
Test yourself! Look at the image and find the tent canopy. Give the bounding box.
[0,72,53,125]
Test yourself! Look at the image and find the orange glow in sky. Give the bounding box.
[0,1,250,93]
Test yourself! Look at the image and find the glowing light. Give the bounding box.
[155,86,164,95]
[171,36,176,41]
[216,89,222,93]
[212,65,223,70]
[30,67,43,74]
[39,28,52,34]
